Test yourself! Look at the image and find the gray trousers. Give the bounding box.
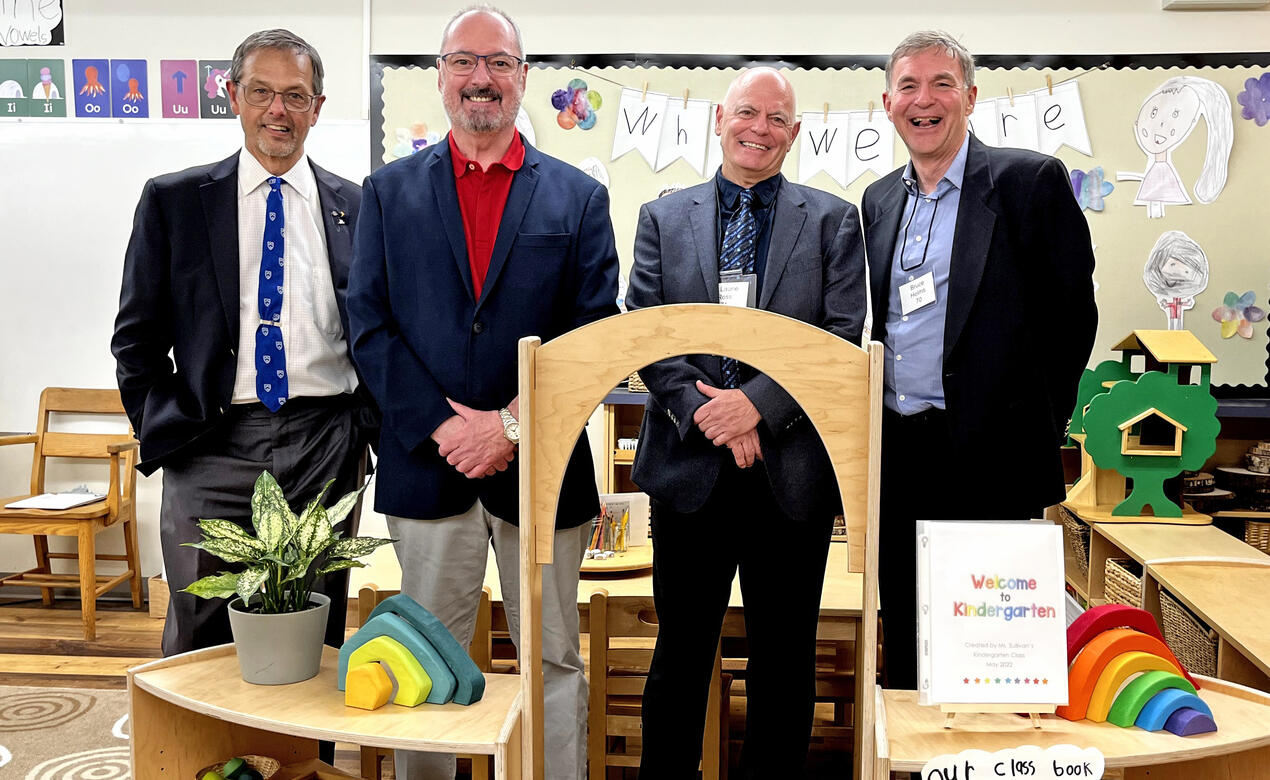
[388,503,589,780]
[160,398,366,656]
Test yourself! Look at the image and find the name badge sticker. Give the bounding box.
[718,272,758,308]
[900,271,937,316]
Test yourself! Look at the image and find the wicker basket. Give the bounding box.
[627,371,646,393]
[1058,505,1090,579]
[1103,558,1142,607]
[1246,520,1270,554]
[1158,590,1218,678]
[195,755,280,779]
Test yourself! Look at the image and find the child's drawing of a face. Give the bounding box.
[1135,87,1201,155]
[1159,255,1201,289]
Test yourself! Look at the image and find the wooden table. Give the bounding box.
[1144,558,1270,691]
[129,645,524,779]
[876,677,1270,778]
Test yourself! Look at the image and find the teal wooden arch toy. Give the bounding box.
[339,612,457,704]
[367,593,486,705]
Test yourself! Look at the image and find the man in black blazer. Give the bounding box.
[348,8,617,780]
[861,31,1097,691]
[111,30,371,658]
[626,67,866,779]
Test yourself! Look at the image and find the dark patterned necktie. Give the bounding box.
[718,188,756,388]
[255,176,288,411]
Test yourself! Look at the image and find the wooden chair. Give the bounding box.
[0,387,143,640]
[355,584,496,780]
[588,589,730,780]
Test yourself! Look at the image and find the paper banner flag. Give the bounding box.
[655,97,712,175]
[968,98,999,146]
[1032,81,1093,156]
[612,87,669,169]
[705,104,723,177]
[846,111,895,186]
[995,94,1039,151]
[798,111,851,187]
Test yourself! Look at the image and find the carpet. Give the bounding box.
[0,685,130,779]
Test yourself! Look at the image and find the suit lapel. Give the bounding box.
[688,187,720,303]
[944,136,996,358]
[866,174,908,329]
[760,177,806,309]
[312,161,354,338]
[427,145,475,304]
[199,153,241,342]
[479,139,540,310]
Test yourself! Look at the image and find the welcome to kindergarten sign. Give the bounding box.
[916,520,1069,707]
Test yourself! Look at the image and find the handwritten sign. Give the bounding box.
[0,0,64,46]
[922,745,1104,780]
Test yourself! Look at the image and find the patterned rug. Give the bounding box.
[0,685,130,779]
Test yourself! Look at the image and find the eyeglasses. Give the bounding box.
[235,81,318,112]
[438,51,524,76]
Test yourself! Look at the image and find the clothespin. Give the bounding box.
[868,100,875,121]
[683,89,689,108]
[1007,86,1015,107]
[823,102,829,122]
[1046,74,1053,95]
[641,81,648,101]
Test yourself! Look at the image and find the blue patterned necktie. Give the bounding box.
[718,188,756,388]
[255,176,288,411]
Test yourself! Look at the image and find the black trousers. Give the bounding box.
[638,460,834,780]
[159,396,367,657]
[879,408,1041,691]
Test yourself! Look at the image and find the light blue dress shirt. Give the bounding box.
[883,134,970,415]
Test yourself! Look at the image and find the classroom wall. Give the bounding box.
[1,0,1267,586]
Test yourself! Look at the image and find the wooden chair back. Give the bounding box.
[28,387,137,520]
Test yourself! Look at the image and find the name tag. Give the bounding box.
[718,272,758,308]
[899,271,936,316]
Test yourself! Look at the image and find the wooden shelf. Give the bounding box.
[612,449,635,465]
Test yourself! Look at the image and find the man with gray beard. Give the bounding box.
[348,6,619,779]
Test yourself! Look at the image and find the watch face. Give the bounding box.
[506,422,521,442]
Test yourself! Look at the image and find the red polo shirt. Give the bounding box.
[449,132,525,300]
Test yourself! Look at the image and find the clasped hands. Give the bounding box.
[432,398,516,479]
[694,379,763,468]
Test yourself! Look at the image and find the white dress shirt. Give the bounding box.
[231,149,358,404]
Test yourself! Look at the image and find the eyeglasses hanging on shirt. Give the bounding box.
[898,180,942,273]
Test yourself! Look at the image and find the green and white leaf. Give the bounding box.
[195,518,266,552]
[235,567,270,606]
[184,538,262,564]
[325,483,367,529]
[282,552,319,583]
[327,536,394,559]
[315,558,366,577]
[181,571,240,599]
[294,502,332,558]
[251,472,295,552]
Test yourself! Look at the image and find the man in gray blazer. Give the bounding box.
[625,67,866,780]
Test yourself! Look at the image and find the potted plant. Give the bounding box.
[183,471,393,684]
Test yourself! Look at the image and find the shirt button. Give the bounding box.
[908,275,915,282]
[896,354,903,361]
[901,316,909,322]
[915,235,923,243]
[468,163,475,170]
[899,394,906,401]
[473,322,485,334]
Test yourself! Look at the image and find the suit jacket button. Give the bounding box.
[472,322,485,334]
[229,348,236,357]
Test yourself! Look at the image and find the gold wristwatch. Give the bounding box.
[498,407,521,444]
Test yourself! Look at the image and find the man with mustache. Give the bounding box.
[626,67,866,779]
[348,6,618,779]
[862,31,1096,691]
[112,29,373,663]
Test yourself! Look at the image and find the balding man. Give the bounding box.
[348,6,618,779]
[625,67,866,779]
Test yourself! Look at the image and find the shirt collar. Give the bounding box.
[901,132,970,199]
[715,168,781,211]
[449,131,526,178]
[236,148,315,201]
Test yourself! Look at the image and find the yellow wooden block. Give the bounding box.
[345,661,394,711]
[347,635,432,707]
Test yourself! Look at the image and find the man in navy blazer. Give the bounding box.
[348,8,617,780]
[862,31,1097,690]
[111,30,372,660]
[626,68,866,779]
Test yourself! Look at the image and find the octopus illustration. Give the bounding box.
[1118,76,1232,219]
[78,66,105,97]
[124,78,144,102]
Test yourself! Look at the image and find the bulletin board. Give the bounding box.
[369,52,1270,393]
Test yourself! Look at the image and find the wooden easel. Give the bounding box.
[517,303,883,780]
[940,703,1056,730]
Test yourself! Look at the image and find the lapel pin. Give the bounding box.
[331,209,347,225]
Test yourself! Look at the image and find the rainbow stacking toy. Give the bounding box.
[1058,604,1216,736]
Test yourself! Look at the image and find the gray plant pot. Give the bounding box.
[227,591,330,685]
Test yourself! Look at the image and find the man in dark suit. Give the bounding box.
[347,8,617,780]
[862,31,1097,691]
[111,29,371,658]
[625,67,866,779]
